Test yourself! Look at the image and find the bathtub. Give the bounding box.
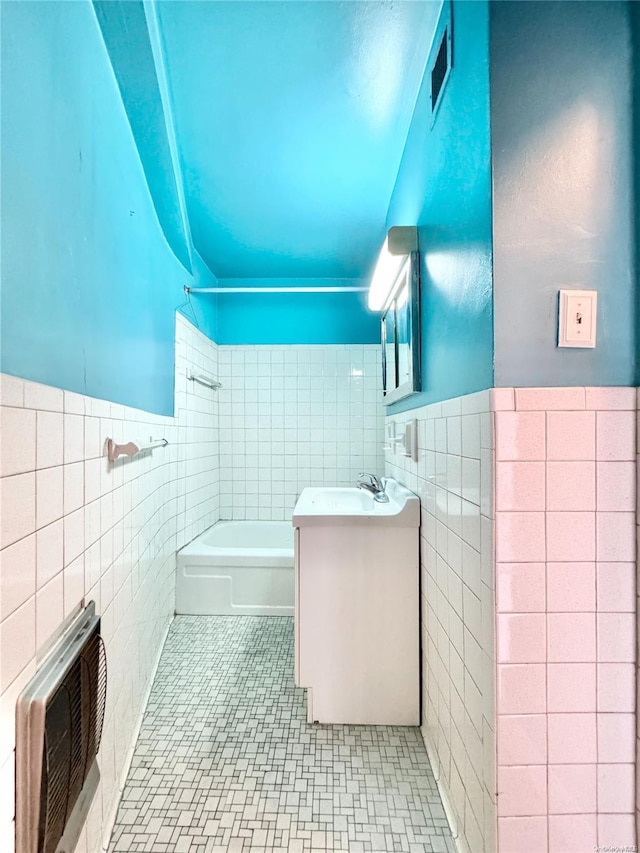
[176,521,295,616]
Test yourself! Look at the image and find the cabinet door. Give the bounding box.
[294,527,300,685]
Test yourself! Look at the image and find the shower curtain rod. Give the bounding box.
[184,285,369,295]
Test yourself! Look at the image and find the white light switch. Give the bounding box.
[558,289,597,348]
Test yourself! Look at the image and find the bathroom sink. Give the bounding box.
[293,476,420,724]
[293,479,419,527]
[305,488,377,513]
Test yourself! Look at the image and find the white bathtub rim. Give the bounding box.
[179,553,294,569]
[178,519,294,560]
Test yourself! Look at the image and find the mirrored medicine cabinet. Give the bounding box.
[381,253,421,405]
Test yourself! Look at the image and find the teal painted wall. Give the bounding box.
[632,0,640,382]
[181,252,219,344]
[384,0,494,414]
[0,0,217,415]
[214,280,378,345]
[491,1,636,388]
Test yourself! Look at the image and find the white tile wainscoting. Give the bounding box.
[386,390,496,853]
[216,345,384,521]
[0,313,220,853]
[386,386,638,853]
[0,324,385,852]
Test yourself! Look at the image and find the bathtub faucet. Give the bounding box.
[357,473,390,503]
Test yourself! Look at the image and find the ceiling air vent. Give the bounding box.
[430,26,451,118]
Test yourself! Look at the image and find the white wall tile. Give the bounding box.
[36,411,63,469]
[84,458,101,505]
[63,508,85,566]
[63,554,85,617]
[0,407,36,476]
[217,345,383,520]
[36,519,64,588]
[0,660,35,770]
[23,381,64,413]
[0,597,36,688]
[84,417,101,461]
[0,375,24,408]
[63,413,85,464]
[0,534,36,621]
[447,416,462,456]
[64,390,85,415]
[35,571,64,650]
[462,414,482,459]
[35,466,63,529]
[63,462,84,515]
[0,472,36,550]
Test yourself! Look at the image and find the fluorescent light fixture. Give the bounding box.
[367,226,418,311]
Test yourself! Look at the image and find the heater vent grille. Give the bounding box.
[16,603,107,853]
[40,632,106,853]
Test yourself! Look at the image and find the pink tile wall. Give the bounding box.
[494,387,637,853]
[0,314,220,853]
[637,389,640,847]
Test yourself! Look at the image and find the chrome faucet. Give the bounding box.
[357,472,390,503]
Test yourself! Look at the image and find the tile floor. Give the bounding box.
[108,616,454,853]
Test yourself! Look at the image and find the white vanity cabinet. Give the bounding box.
[292,480,420,726]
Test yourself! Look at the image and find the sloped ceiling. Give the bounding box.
[156,1,441,280]
[94,0,193,272]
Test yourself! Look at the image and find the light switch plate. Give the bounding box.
[558,289,597,348]
[404,419,418,462]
